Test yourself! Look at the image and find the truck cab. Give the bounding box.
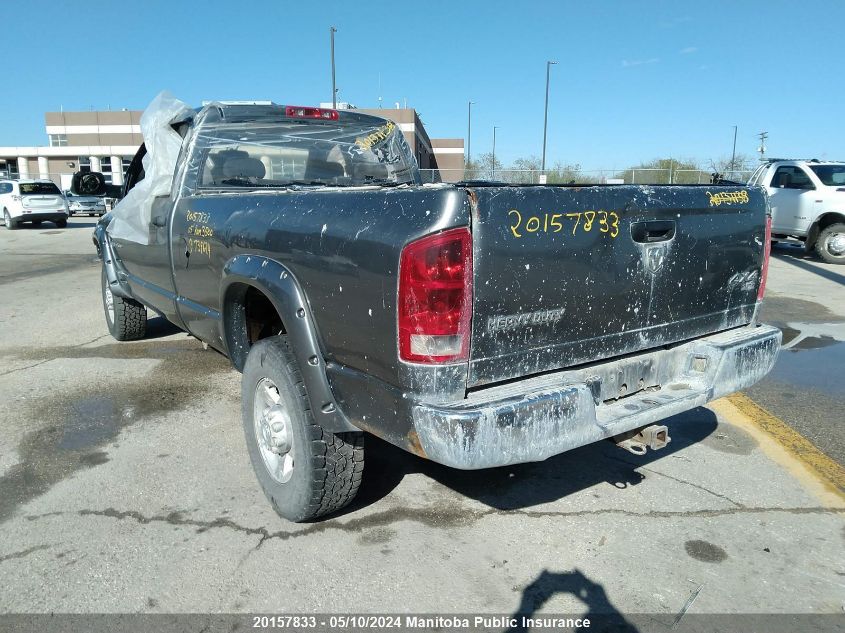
[748,159,845,263]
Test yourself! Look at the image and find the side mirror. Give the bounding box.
[70,171,123,198]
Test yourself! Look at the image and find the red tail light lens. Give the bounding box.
[758,215,772,300]
[285,105,339,121]
[398,228,472,363]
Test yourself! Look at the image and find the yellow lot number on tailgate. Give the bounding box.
[508,209,620,239]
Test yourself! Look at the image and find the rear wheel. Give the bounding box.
[32,220,42,227]
[56,219,67,228]
[242,336,364,522]
[815,223,845,264]
[101,267,146,340]
[3,209,17,230]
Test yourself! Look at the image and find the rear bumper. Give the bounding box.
[412,324,781,469]
[17,211,68,222]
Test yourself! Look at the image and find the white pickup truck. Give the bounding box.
[748,159,845,264]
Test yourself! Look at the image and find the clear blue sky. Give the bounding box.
[6,0,843,171]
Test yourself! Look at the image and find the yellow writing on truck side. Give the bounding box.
[508,209,620,239]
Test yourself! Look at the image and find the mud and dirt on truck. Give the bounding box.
[83,93,781,522]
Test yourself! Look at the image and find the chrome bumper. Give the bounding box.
[412,324,781,469]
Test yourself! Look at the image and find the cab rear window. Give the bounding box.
[195,119,416,189]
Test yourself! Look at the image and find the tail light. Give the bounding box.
[285,105,339,121]
[758,215,772,300]
[398,227,472,363]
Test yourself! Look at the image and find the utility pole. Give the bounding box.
[757,131,768,161]
[541,61,558,174]
[330,26,337,108]
[730,125,738,174]
[492,126,499,180]
[467,101,474,167]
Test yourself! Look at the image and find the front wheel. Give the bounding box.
[101,267,146,340]
[815,224,845,264]
[242,336,364,522]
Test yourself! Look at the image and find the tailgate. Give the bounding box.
[467,185,767,387]
[23,195,64,208]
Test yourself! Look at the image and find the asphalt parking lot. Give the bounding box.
[0,218,843,624]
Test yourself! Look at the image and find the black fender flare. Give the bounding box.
[220,254,359,434]
[96,224,133,300]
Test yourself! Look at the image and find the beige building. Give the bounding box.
[0,105,464,189]
[0,110,142,190]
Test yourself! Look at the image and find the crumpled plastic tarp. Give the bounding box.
[107,91,193,244]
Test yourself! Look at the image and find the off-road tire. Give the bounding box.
[101,267,146,340]
[56,219,67,228]
[4,209,17,230]
[242,336,364,522]
[815,223,845,265]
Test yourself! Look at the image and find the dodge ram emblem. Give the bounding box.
[646,246,666,274]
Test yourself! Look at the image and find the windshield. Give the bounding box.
[809,164,845,187]
[195,118,416,189]
[20,182,61,195]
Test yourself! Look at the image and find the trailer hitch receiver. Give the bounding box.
[612,424,671,455]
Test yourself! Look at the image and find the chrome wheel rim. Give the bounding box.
[104,284,114,323]
[253,378,295,483]
[825,232,845,257]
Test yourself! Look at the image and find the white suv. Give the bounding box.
[0,179,69,230]
[748,159,845,264]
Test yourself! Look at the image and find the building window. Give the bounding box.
[0,160,18,179]
[49,134,68,147]
[99,157,114,184]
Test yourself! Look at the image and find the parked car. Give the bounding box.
[65,191,106,217]
[0,179,68,229]
[86,101,780,522]
[748,159,845,264]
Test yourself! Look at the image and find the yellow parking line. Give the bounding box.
[711,393,845,503]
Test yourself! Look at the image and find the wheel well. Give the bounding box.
[224,283,286,371]
[807,213,845,248]
[816,212,845,232]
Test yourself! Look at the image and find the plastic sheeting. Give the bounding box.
[171,105,418,196]
[106,91,193,244]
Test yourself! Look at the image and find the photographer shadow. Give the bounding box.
[507,569,639,633]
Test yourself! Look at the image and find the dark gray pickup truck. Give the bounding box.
[88,101,781,521]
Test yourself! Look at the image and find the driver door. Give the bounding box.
[109,144,181,323]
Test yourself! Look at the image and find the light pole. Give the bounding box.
[730,125,738,175]
[758,131,768,161]
[467,101,475,168]
[330,26,337,108]
[541,60,558,175]
[492,126,499,180]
